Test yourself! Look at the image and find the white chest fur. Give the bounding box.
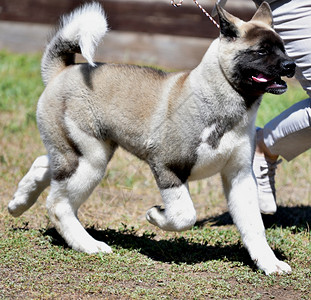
[189,121,254,181]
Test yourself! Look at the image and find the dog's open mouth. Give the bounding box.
[252,73,287,94]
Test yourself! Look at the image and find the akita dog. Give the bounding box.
[8,2,295,274]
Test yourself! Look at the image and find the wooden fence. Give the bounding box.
[0,0,255,39]
[0,0,256,68]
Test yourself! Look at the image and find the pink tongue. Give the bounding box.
[252,73,273,83]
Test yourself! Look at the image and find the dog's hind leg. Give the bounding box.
[47,139,116,254]
[8,155,51,217]
[146,173,196,231]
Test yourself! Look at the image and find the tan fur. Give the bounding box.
[251,1,273,26]
[166,72,191,118]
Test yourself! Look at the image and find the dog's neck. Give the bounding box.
[190,39,262,110]
[190,39,242,104]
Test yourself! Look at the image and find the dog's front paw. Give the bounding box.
[146,205,179,231]
[146,205,166,228]
[256,257,292,275]
[264,260,291,275]
[74,240,113,254]
[146,205,195,231]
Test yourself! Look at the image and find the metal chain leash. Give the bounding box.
[171,0,220,29]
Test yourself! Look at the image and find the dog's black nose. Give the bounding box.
[282,60,296,77]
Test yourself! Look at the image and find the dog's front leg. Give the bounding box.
[146,183,196,232]
[221,165,291,275]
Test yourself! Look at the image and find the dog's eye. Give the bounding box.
[257,49,268,56]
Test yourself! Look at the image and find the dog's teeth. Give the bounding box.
[268,82,286,89]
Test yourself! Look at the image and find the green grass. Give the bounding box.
[0,51,310,299]
[0,50,43,111]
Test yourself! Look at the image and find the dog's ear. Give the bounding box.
[251,2,273,27]
[216,4,240,40]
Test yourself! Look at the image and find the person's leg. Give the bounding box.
[255,99,311,214]
[262,98,311,161]
[271,0,311,98]
[267,0,311,159]
[254,0,311,214]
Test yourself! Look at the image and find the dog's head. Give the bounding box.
[216,2,295,97]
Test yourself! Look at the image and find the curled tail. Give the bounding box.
[41,2,108,85]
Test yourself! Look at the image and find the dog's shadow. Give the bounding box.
[42,205,310,267]
[44,226,254,267]
[196,205,311,229]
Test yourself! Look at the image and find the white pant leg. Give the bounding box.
[262,0,311,160]
[271,0,311,97]
[263,98,311,161]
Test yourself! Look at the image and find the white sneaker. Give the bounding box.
[253,155,282,215]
